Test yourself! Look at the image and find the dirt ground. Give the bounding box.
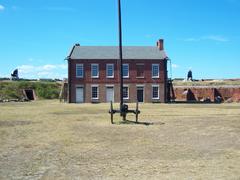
[0,101,240,179]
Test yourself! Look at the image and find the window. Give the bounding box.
[106,64,114,78]
[136,64,144,78]
[152,64,159,78]
[152,85,159,99]
[122,64,129,78]
[91,64,99,78]
[123,86,129,99]
[91,85,99,99]
[76,64,84,78]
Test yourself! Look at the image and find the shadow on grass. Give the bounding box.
[113,119,163,126]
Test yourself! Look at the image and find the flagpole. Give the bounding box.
[118,0,124,114]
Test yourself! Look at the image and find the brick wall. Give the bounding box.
[172,87,240,102]
[68,59,167,103]
[70,83,165,103]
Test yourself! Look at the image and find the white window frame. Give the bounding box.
[106,64,114,78]
[91,85,99,100]
[122,64,129,78]
[152,64,159,78]
[76,64,84,78]
[91,64,99,78]
[123,85,129,100]
[152,85,160,99]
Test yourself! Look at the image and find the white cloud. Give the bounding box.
[202,35,229,42]
[42,64,57,71]
[17,64,67,79]
[183,35,229,42]
[37,71,51,76]
[172,64,179,69]
[18,65,35,74]
[0,5,5,11]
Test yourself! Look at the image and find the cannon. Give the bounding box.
[11,69,19,80]
[109,101,140,124]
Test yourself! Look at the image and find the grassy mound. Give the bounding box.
[0,81,61,100]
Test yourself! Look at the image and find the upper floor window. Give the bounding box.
[91,64,99,78]
[152,85,159,99]
[76,64,84,78]
[122,64,129,78]
[136,64,144,78]
[106,64,114,78]
[123,86,129,99]
[152,64,159,78]
[91,85,99,99]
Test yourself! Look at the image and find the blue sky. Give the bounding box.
[0,0,240,79]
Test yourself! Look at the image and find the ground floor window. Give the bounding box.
[123,86,129,99]
[152,85,159,99]
[91,86,99,99]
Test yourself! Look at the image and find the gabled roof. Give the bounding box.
[68,45,168,60]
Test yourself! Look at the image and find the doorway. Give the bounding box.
[24,89,35,100]
[106,87,114,103]
[76,87,84,103]
[137,87,144,103]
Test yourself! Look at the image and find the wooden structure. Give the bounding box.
[59,79,68,102]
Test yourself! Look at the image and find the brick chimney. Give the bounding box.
[157,39,164,50]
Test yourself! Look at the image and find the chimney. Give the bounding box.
[157,39,164,50]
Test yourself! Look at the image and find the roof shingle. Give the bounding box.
[69,46,167,60]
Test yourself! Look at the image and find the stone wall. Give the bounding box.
[172,87,240,103]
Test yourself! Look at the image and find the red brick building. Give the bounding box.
[66,39,169,103]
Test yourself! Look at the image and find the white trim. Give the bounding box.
[152,64,159,78]
[106,64,114,78]
[152,84,160,99]
[91,64,99,78]
[136,84,145,87]
[122,64,129,78]
[76,64,84,78]
[123,85,129,100]
[105,84,114,87]
[91,85,99,100]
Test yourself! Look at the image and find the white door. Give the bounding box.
[76,87,84,103]
[106,87,114,102]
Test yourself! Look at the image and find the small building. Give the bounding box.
[66,39,169,103]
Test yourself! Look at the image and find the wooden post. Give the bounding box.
[136,101,139,123]
[110,101,114,124]
[118,0,124,115]
[123,112,126,121]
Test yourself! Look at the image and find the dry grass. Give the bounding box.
[173,80,240,87]
[0,100,240,179]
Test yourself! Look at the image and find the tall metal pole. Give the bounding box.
[118,0,124,113]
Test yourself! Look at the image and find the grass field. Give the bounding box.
[0,101,240,179]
